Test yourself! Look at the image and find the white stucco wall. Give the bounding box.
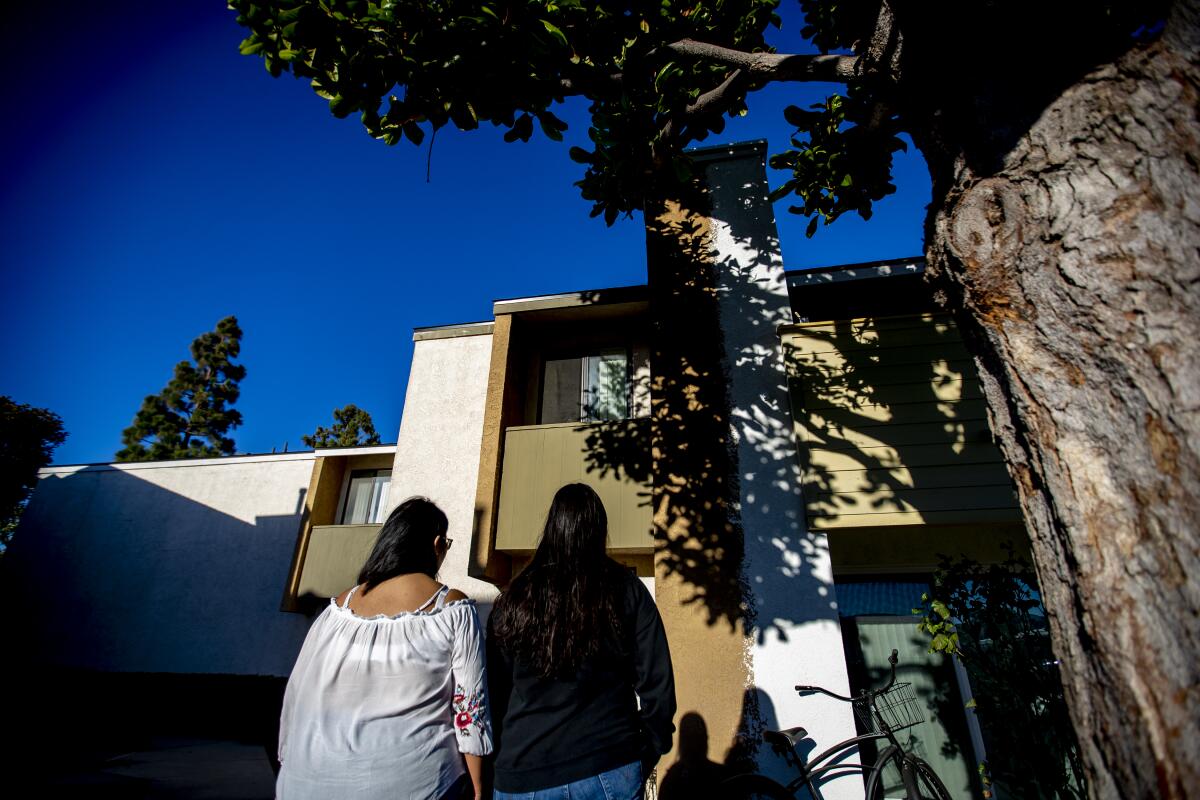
[701,144,861,799]
[5,453,318,676]
[388,332,500,614]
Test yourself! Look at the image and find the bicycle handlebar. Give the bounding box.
[794,684,856,702]
[794,649,900,702]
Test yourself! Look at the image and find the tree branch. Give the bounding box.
[684,68,747,117]
[862,0,903,83]
[666,40,859,83]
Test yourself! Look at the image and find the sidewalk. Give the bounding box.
[50,737,276,799]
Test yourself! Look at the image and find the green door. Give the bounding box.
[836,580,985,800]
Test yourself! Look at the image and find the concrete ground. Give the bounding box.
[49,737,276,799]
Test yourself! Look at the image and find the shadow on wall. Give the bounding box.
[786,316,996,526]
[0,465,314,784]
[579,196,1001,635]
[579,192,805,640]
[661,690,846,800]
[0,465,311,675]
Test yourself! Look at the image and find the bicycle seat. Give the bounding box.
[762,726,808,749]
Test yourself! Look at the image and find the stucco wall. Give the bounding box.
[4,454,317,676]
[702,145,861,798]
[389,332,500,613]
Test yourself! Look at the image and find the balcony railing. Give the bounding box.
[496,420,652,552]
[295,524,382,601]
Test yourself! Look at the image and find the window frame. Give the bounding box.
[536,345,633,425]
[335,468,393,525]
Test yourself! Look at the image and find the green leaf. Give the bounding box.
[805,216,819,237]
[541,20,568,48]
[654,62,682,93]
[569,146,593,164]
[403,122,425,145]
[783,105,816,128]
[539,115,564,141]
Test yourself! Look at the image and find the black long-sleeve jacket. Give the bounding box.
[486,568,676,792]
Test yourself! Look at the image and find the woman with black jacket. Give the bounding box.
[487,483,676,800]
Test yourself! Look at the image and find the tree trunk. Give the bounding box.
[915,10,1200,799]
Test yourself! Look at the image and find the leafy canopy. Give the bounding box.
[117,316,246,462]
[228,0,903,231]
[229,1,1168,235]
[302,404,383,448]
[0,397,67,549]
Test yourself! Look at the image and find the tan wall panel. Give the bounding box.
[812,484,1018,514]
[282,455,347,610]
[788,312,956,333]
[802,376,983,409]
[800,398,991,429]
[805,462,1013,491]
[496,421,652,552]
[804,441,1008,472]
[296,524,382,600]
[788,340,974,372]
[783,316,960,355]
[807,358,976,390]
[471,315,519,582]
[797,418,994,450]
[811,507,1022,528]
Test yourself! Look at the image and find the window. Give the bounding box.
[340,469,391,524]
[540,349,629,424]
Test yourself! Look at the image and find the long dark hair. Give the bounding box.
[356,497,447,594]
[491,483,626,677]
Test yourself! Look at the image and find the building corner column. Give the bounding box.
[650,141,861,798]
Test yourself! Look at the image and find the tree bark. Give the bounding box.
[916,13,1200,799]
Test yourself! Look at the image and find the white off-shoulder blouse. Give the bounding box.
[276,584,493,800]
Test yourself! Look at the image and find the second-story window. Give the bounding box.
[541,349,629,424]
[340,469,391,524]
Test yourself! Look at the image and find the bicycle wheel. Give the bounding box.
[909,756,952,800]
[864,745,901,800]
[721,773,795,800]
[864,748,952,800]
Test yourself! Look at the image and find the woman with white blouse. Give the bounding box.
[276,497,492,800]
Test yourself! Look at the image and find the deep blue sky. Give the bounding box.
[0,1,929,465]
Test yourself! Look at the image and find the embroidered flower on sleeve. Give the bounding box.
[452,685,487,738]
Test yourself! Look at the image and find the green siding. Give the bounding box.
[783,313,1020,529]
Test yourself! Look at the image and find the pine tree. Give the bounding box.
[117,316,246,462]
[1,396,67,549]
[302,404,381,449]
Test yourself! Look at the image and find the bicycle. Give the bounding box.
[721,649,951,800]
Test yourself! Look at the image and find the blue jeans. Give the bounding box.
[493,761,643,800]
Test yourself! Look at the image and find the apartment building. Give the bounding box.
[6,141,1026,800]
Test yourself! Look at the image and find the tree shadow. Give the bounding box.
[576,164,1009,646]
